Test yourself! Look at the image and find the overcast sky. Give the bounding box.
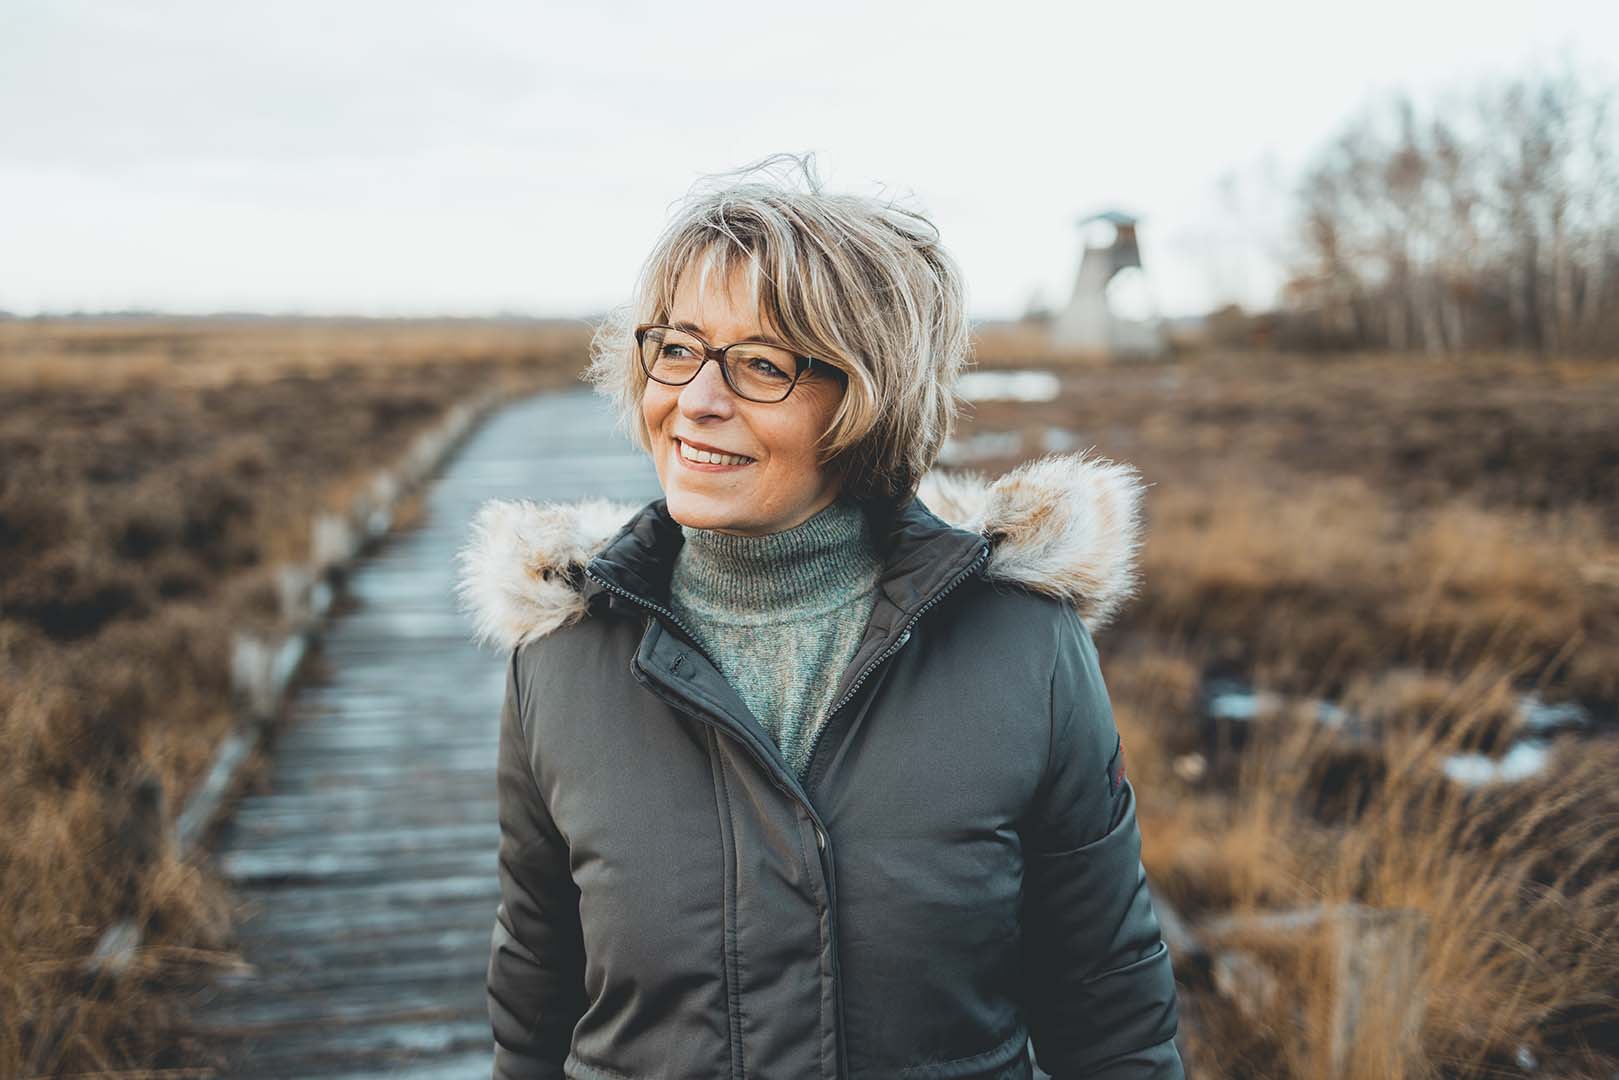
[2,0,1614,320]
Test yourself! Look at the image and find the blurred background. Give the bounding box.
[3,1,1617,1077]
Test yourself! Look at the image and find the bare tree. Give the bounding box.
[1280,57,1618,357]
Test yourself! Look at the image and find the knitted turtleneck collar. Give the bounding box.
[670,494,883,623]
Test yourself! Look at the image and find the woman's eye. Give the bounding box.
[747,358,791,381]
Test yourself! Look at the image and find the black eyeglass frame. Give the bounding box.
[633,322,841,403]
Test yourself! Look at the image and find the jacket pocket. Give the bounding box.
[898,1020,1032,1079]
[563,1048,646,1080]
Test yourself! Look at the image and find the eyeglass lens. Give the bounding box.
[640,327,801,402]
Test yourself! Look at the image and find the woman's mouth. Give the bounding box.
[676,438,756,470]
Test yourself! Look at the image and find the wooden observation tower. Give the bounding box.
[1051,209,1168,357]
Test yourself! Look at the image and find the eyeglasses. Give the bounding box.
[634,323,842,404]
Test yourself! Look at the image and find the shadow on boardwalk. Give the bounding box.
[183,389,658,1078]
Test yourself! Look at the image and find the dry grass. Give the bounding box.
[0,316,593,1077]
[960,338,1619,709]
[6,316,1616,1076]
[960,331,1619,1077]
[1135,479,1616,710]
[0,316,594,390]
[1114,668,1619,1079]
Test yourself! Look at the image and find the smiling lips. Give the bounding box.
[677,437,755,467]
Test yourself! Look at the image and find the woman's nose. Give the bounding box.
[677,359,736,417]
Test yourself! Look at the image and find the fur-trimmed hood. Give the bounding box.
[454,450,1147,654]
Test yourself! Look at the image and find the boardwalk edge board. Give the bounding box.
[83,386,507,982]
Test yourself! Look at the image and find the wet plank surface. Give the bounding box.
[184,388,659,1078]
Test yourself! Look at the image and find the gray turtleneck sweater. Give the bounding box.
[668,494,885,784]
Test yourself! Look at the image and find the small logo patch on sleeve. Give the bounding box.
[1106,735,1127,797]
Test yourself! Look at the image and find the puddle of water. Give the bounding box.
[1518,691,1593,736]
[1441,739,1553,787]
[1200,675,1592,788]
[959,370,1061,402]
[1315,701,1354,728]
[1040,427,1082,453]
[1206,685,1363,736]
[937,431,1022,466]
[1206,685,1283,721]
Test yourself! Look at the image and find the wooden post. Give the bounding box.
[1327,905,1427,1079]
[1198,903,1428,1078]
[229,630,276,720]
[276,564,316,629]
[85,768,170,979]
[310,511,357,573]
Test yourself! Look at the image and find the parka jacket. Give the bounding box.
[455,449,1184,1080]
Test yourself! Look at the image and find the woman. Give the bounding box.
[457,154,1184,1080]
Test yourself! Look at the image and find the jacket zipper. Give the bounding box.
[800,540,990,790]
[583,568,726,693]
[794,540,989,1080]
[583,564,845,1078]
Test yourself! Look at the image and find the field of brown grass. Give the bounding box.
[4,316,1615,1077]
[0,317,593,1076]
[967,329,1619,1078]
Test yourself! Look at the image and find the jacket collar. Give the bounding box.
[578,488,987,635]
[455,449,1147,655]
[582,493,990,739]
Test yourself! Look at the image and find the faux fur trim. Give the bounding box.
[454,450,1147,653]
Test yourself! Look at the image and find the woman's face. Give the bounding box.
[642,263,846,537]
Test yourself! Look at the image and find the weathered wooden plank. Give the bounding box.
[206,950,491,1001]
[216,925,492,970]
[259,775,494,799]
[231,786,496,817]
[268,727,497,752]
[220,878,501,936]
[230,901,500,944]
[265,746,499,772]
[220,844,496,878]
[204,1021,491,1079]
[258,764,496,790]
[193,984,482,1034]
[278,713,489,733]
[225,803,499,839]
[219,848,495,887]
[278,698,494,719]
[326,608,479,632]
[316,1047,495,1080]
[280,687,496,709]
[221,820,496,855]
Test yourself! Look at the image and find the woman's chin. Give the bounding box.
[664,487,754,532]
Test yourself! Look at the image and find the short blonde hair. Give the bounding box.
[583,151,972,503]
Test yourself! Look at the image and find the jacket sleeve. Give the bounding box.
[488,644,588,1079]
[1019,607,1185,1079]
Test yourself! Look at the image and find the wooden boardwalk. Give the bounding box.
[184,388,659,1078]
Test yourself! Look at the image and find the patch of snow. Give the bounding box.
[958,370,1061,402]
[1442,739,1552,787]
[937,431,1023,466]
